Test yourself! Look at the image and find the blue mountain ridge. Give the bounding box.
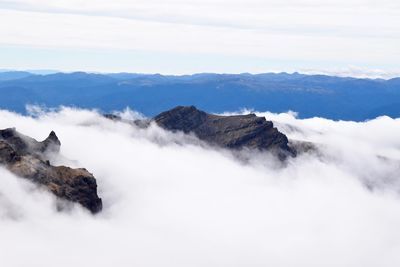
[0,71,399,121]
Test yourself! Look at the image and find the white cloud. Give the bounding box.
[300,66,400,79]
[0,0,399,74]
[0,107,400,266]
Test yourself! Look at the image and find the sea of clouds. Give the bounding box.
[0,107,400,267]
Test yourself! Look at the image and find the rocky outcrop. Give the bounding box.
[154,106,296,158]
[104,106,298,158]
[0,128,102,213]
[103,114,150,128]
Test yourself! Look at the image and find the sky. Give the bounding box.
[1,107,400,266]
[0,0,399,76]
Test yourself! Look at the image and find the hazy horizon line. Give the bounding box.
[1,68,400,80]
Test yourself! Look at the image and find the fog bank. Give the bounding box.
[0,107,400,267]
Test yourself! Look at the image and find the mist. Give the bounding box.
[1,107,400,267]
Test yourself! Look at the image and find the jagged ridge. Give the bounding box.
[0,128,102,213]
[154,106,296,158]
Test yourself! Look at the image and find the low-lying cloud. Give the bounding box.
[1,107,400,266]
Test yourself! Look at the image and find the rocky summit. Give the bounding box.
[0,128,102,213]
[154,106,296,158]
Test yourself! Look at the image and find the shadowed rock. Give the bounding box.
[103,114,150,128]
[154,106,296,159]
[0,128,61,157]
[0,128,102,213]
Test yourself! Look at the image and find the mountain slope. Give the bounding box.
[0,72,399,120]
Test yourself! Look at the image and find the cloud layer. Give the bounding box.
[0,0,399,74]
[0,107,400,266]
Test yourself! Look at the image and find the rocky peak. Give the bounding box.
[0,128,61,157]
[154,106,208,133]
[42,131,61,153]
[154,106,296,159]
[0,128,102,213]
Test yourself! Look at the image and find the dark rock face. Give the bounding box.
[0,128,61,157]
[104,106,298,158]
[103,114,150,128]
[154,106,296,158]
[0,128,102,213]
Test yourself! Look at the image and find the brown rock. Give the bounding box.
[0,128,102,213]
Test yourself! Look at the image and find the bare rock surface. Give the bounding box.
[0,128,102,213]
[154,106,297,158]
[105,106,297,158]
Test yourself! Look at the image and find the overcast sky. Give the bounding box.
[0,0,399,76]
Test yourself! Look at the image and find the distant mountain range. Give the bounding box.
[0,71,399,121]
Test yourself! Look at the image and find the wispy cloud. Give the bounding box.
[0,0,399,74]
[2,0,400,38]
[300,66,400,79]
